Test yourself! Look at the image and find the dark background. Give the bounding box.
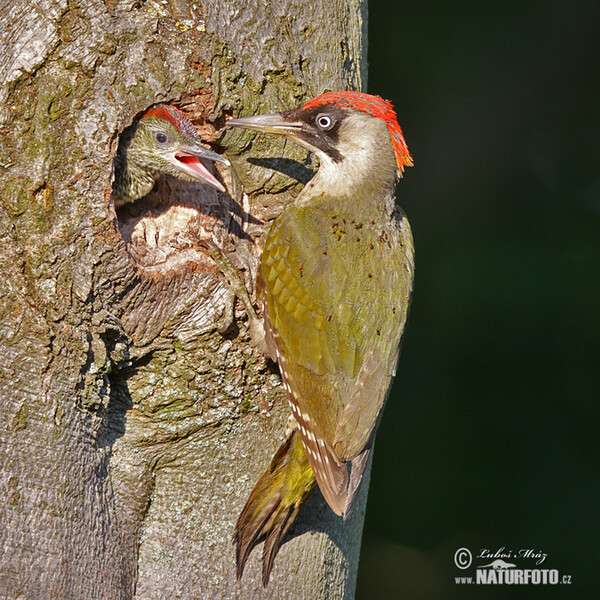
[356,1,600,598]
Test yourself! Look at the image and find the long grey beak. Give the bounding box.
[227,114,303,136]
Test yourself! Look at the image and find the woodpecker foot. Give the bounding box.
[202,239,256,314]
[201,239,271,352]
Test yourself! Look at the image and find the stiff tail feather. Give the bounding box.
[234,429,316,585]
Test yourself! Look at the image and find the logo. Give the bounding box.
[478,559,516,570]
[453,546,572,586]
[454,548,472,570]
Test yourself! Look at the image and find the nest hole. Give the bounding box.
[113,103,236,276]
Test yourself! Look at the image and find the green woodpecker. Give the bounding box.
[112,104,229,207]
[227,91,414,584]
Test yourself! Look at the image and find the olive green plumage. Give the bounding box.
[262,194,413,458]
[235,193,413,583]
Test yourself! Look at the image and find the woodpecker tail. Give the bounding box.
[235,429,316,586]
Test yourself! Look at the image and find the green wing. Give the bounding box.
[261,195,414,462]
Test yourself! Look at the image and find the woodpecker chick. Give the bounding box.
[112,104,229,207]
[228,91,414,584]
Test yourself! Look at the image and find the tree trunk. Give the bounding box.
[0,1,368,598]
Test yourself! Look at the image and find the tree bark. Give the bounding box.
[0,1,368,598]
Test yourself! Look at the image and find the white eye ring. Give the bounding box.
[316,114,335,130]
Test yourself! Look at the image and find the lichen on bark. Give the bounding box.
[0,0,368,598]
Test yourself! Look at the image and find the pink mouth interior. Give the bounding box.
[178,155,197,164]
[175,152,221,188]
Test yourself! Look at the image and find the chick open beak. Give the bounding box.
[167,141,230,192]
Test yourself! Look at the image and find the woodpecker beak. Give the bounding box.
[165,141,230,192]
[227,114,330,161]
[227,114,304,139]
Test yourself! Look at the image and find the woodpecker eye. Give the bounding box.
[154,132,169,144]
[316,114,335,130]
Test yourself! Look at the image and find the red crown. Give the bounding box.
[142,105,197,138]
[303,91,413,173]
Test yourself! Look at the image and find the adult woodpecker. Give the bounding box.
[227,91,414,584]
[112,104,229,207]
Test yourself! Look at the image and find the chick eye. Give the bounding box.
[316,114,335,130]
[154,132,169,144]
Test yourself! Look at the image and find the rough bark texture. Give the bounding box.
[0,1,368,598]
